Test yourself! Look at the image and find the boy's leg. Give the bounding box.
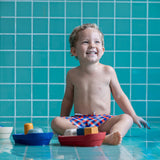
[98,114,133,145]
[51,117,77,135]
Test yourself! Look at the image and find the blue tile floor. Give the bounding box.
[0,121,160,160]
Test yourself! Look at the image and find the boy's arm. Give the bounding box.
[109,66,150,129]
[60,71,74,117]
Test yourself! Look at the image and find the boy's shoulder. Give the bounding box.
[67,66,80,77]
[68,66,80,73]
[102,65,115,74]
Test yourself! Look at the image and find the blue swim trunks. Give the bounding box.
[64,114,113,128]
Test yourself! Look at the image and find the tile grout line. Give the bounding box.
[3,0,160,4]
[14,0,17,133]
[113,0,116,116]
[1,99,160,102]
[121,145,137,160]
[129,0,133,137]
[2,116,160,118]
[146,0,149,146]
[64,0,67,96]
[98,147,109,160]
[2,16,160,20]
[23,146,28,159]
[31,0,33,122]
[1,33,160,36]
[97,0,99,26]
[130,0,132,106]
[146,0,149,123]
[1,66,160,69]
[47,0,50,131]
[1,49,160,52]
[74,147,80,160]
[81,0,83,25]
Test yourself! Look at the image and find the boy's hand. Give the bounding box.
[133,116,151,129]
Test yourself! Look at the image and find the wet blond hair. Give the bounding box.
[69,23,104,58]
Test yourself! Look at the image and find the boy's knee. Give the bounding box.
[121,114,133,124]
[51,117,61,129]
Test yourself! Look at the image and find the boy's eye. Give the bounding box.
[95,40,100,43]
[82,41,88,44]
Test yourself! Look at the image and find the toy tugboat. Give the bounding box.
[13,132,53,146]
[58,127,106,147]
[12,123,53,146]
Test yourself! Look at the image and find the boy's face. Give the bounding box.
[71,28,105,64]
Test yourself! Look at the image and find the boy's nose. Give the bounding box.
[89,42,95,48]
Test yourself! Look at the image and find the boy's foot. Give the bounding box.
[103,131,122,145]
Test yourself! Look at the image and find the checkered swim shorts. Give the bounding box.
[65,114,113,128]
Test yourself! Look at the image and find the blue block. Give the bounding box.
[77,128,84,135]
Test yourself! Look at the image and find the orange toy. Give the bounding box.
[24,123,33,135]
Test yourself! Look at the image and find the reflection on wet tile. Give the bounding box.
[0,122,160,160]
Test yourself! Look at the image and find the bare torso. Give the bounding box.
[69,64,111,115]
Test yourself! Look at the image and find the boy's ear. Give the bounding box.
[71,47,77,57]
[102,47,105,55]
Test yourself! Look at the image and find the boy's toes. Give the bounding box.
[103,131,122,145]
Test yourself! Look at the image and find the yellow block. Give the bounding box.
[84,127,98,135]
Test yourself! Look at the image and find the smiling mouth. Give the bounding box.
[86,51,97,55]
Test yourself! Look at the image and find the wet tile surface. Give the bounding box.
[0,122,159,160]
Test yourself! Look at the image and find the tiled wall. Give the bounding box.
[0,0,160,124]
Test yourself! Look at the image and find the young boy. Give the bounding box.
[51,23,150,145]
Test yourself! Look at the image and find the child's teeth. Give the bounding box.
[88,52,95,54]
